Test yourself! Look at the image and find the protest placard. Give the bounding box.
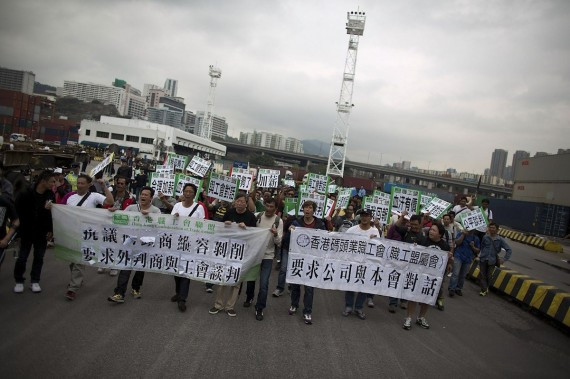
[306,173,329,195]
[149,173,176,196]
[165,153,188,171]
[458,208,489,231]
[421,198,452,219]
[335,187,353,210]
[257,169,280,188]
[283,179,296,188]
[390,187,421,216]
[230,168,254,192]
[52,205,272,285]
[155,164,174,175]
[89,153,114,177]
[287,228,448,305]
[207,173,240,202]
[284,197,298,216]
[186,156,211,177]
[363,193,391,225]
[174,174,203,200]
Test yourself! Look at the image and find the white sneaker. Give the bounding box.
[14,283,24,293]
[30,283,42,293]
[109,269,118,276]
[97,268,105,274]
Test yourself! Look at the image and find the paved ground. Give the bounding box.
[0,245,569,378]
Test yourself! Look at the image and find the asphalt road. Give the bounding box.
[0,246,569,378]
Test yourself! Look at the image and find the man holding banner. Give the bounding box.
[108,186,161,303]
[64,174,114,301]
[288,200,327,325]
[342,209,380,320]
[171,183,206,312]
[209,193,257,317]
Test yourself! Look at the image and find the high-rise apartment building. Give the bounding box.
[163,79,178,97]
[511,150,530,179]
[195,111,228,140]
[239,131,303,153]
[0,67,35,95]
[147,105,183,129]
[489,148,508,178]
[143,83,162,98]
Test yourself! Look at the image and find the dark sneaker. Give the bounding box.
[342,307,352,317]
[456,289,463,296]
[108,293,125,303]
[226,309,237,317]
[355,309,366,320]
[255,309,264,321]
[416,317,430,329]
[303,313,312,325]
[479,290,488,296]
[403,317,412,330]
[400,301,408,310]
[131,289,142,299]
[177,301,187,312]
[448,290,455,298]
[436,299,444,311]
[388,304,396,313]
[209,307,221,315]
[288,305,297,315]
[170,294,179,302]
[65,290,76,301]
[243,299,253,308]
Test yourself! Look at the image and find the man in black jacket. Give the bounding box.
[14,170,56,294]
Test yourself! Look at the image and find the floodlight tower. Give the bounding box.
[326,10,366,178]
[199,65,222,140]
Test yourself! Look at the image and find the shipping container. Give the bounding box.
[489,198,570,237]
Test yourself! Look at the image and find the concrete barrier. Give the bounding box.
[498,228,563,253]
[468,260,570,329]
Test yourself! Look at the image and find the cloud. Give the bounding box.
[1,0,568,173]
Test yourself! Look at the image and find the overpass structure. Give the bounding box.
[221,140,512,198]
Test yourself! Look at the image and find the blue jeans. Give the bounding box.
[290,284,314,315]
[449,258,471,291]
[14,237,47,283]
[245,259,273,310]
[345,291,366,310]
[276,249,289,291]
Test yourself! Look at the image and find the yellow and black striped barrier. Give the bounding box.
[498,228,563,253]
[468,261,570,329]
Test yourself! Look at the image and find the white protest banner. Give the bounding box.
[283,179,296,188]
[165,153,188,171]
[52,205,272,285]
[230,168,254,192]
[390,187,421,217]
[306,173,329,195]
[174,174,203,200]
[89,153,114,177]
[155,164,174,174]
[363,193,391,225]
[298,191,326,218]
[335,188,354,210]
[458,208,489,231]
[257,169,280,188]
[186,156,211,178]
[149,173,176,196]
[421,198,452,219]
[287,228,448,305]
[207,173,239,202]
[328,184,338,194]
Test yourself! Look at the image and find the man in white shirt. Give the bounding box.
[65,174,114,301]
[451,196,472,217]
[342,209,381,320]
[170,183,206,312]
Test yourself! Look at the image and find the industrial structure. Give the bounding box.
[326,10,366,177]
[197,65,222,140]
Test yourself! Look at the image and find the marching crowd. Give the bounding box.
[1,160,512,330]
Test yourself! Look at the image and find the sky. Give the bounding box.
[1,0,569,174]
